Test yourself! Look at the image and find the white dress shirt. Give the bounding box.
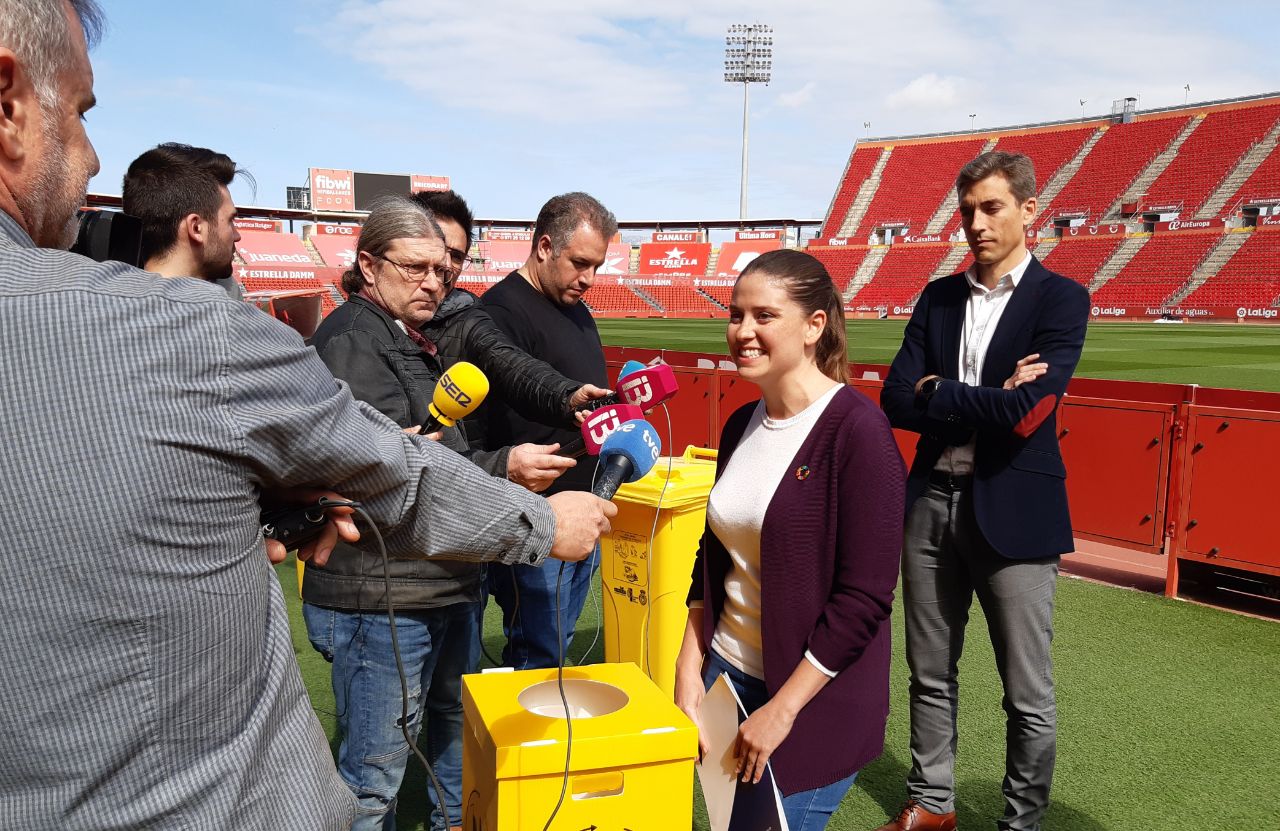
[935,252,1032,475]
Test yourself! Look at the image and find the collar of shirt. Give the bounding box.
[0,210,36,249]
[963,250,1031,297]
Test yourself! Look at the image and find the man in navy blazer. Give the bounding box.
[876,152,1089,831]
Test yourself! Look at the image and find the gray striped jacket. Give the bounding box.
[0,210,554,829]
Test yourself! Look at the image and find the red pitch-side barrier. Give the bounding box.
[603,347,1280,597]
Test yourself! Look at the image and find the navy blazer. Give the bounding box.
[882,256,1089,560]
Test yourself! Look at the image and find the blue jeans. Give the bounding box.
[485,546,597,669]
[702,649,859,831]
[303,601,481,831]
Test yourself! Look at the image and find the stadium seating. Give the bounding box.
[698,282,735,308]
[642,283,722,314]
[1143,104,1280,214]
[1043,116,1189,219]
[808,246,870,292]
[581,285,655,315]
[1038,236,1123,287]
[994,127,1096,192]
[1091,232,1219,308]
[1230,143,1280,206]
[821,146,882,238]
[1181,229,1280,307]
[851,244,949,307]
[855,138,988,236]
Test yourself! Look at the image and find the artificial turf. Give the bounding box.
[275,558,1279,830]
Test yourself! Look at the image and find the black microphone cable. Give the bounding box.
[301,498,454,830]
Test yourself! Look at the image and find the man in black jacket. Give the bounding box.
[301,195,574,831]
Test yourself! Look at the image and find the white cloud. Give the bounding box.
[886,73,966,110]
[777,82,817,109]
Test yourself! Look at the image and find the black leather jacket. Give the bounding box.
[301,294,505,611]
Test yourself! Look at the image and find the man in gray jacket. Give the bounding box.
[0,3,614,829]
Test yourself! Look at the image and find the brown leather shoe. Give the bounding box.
[874,800,957,831]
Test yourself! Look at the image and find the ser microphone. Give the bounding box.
[555,403,644,458]
[420,361,488,435]
[592,419,662,500]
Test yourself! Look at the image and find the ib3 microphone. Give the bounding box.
[584,363,681,412]
[420,361,488,435]
[591,418,662,500]
[555,403,645,459]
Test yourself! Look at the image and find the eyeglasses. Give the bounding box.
[446,246,474,271]
[375,253,459,287]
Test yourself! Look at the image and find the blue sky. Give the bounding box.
[85,1,1280,223]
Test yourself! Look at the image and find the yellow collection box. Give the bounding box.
[461,662,697,830]
[601,446,717,698]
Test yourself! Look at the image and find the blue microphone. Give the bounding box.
[618,360,646,382]
[592,418,662,499]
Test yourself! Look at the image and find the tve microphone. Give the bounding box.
[592,419,662,500]
[420,361,489,435]
[556,403,644,458]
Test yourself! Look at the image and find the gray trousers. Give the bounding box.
[902,481,1059,831]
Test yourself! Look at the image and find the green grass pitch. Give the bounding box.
[597,318,1280,393]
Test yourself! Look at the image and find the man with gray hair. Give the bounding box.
[480,191,619,670]
[0,3,614,829]
[301,194,576,831]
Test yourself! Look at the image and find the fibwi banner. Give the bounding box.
[410,175,450,193]
[597,242,632,276]
[233,218,281,233]
[309,168,355,211]
[638,242,711,276]
[715,240,780,278]
[652,231,700,243]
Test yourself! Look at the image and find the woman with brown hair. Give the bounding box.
[675,249,906,830]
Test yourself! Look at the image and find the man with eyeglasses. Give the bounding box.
[301,194,575,831]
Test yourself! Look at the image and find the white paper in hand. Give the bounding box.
[696,672,790,831]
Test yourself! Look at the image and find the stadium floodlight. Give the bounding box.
[969,113,977,129]
[725,22,772,220]
[1079,98,1087,120]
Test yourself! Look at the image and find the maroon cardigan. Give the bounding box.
[687,385,906,794]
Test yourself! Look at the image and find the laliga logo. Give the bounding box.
[586,410,623,444]
[1237,307,1279,319]
[620,374,653,405]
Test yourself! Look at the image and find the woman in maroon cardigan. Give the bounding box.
[675,250,906,830]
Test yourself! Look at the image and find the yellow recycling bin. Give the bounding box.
[601,446,717,698]
[461,662,697,830]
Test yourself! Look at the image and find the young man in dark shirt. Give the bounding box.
[481,192,618,669]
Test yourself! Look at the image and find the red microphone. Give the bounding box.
[556,403,644,458]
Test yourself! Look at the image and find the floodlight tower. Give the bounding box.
[725,23,772,220]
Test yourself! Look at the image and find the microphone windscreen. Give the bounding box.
[432,361,489,423]
[598,418,662,484]
[616,363,679,409]
[580,403,644,455]
[618,360,646,383]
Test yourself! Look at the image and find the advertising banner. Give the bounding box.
[735,230,782,240]
[309,168,355,211]
[715,240,780,277]
[638,242,711,276]
[235,230,314,266]
[410,175,450,193]
[652,232,700,243]
[233,218,281,233]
